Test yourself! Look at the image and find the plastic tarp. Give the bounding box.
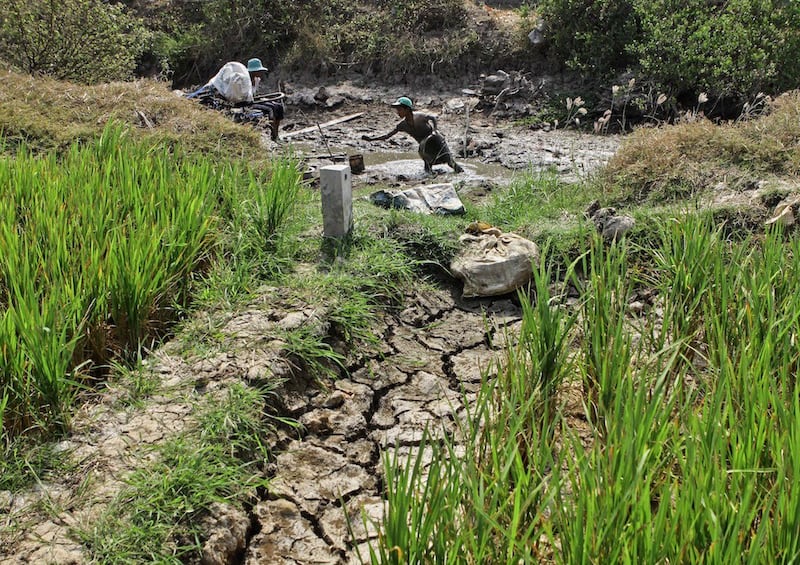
[450,230,539,298]
[369,183,465,215]
[208,62,253,104]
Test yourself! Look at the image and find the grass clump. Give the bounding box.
[602,90,800,204]
[79,382,288,563]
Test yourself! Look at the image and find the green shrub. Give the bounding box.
[629,0,800,98]
[161,0,298,85]
[389,0,468,32]
[0,0,146,83]
[538,0,639,75]
[539,0,800,99]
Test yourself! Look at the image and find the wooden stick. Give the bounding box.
[283,112,364,139]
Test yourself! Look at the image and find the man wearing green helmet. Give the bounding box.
[362,96,464,174]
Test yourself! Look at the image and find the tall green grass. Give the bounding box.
[370,217,800,563]
[0,125,305,445]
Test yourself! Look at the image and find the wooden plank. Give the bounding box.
[283,112,365,139]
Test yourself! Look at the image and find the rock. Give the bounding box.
[584,199,601,219]
[444,98,466,114]
[528,19,547,46]
[601,214,636,241]
[481,70,509,96]
[314,87,329,102]
[325,94,346,109]
[587,205,636,241]
[766,194,800,226]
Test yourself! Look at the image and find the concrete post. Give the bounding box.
[320,164,353,239]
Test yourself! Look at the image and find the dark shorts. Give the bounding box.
[252,101,285,120]
[419,132,453,165]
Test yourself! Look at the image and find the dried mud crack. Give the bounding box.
[245,289,522,564]
[0,286,523,565]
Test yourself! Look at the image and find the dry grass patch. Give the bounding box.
[0,68,264,161]
[602,90,800,203]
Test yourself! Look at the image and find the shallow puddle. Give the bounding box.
[291,142,523,186]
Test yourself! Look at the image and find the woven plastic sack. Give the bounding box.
[208,62,253,104]
[450,231,539,298]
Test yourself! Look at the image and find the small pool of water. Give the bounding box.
[291,142,523,186]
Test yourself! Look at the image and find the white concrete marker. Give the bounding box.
[320,164,353,238]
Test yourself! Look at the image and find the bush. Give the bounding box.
[538,0,639,75]
[629,0,800,98]
[539,0,800,100]
[0,0,146,83]
[160,0,298,86]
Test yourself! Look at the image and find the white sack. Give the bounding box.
[450,231,539,298]
[208,62,253,104]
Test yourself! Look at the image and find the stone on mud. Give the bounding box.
[200,502,249,565]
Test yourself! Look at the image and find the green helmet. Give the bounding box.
[391,96,414,109]
[246,58,268,73]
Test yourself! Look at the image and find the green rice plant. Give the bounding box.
[365,432,462,565]
[213,156,309,287]
[0,123,234,441]
[554,352,684,563]
[574,236,633,436]
[642,216,723,373]
[463,364,558,563]
[512,244,578,441]
[240,156,306,247]
[554,219,800,562]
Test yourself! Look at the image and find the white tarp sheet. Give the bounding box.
[208,62,253,104]
[369,183,465,215]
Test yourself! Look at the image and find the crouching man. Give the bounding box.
[362,96,463,174]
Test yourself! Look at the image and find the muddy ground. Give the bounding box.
[0,80,620,565]
[276,80,621,186]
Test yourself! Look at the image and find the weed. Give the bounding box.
[79,382,287,563]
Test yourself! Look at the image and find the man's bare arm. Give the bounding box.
[363,124,399,142]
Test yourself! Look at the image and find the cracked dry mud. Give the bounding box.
[1,287,524,565]
[250,292,521,564]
